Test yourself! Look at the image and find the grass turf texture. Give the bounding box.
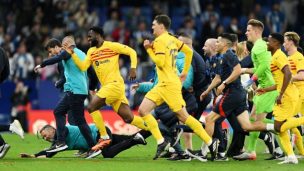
[0,133,304,171]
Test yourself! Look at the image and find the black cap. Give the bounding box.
[270,33,284,45]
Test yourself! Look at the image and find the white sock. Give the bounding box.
[206,139,212,146]
[157,138,164,145]
[275,147,283,154]
[100,135,110,140]
[266,124,274,131]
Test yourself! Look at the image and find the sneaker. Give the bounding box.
[208,138,219,161]
[265,152,285,160]
[85,149,102,159]
[167,153,191,161]
[74,150,87,157]
[133,133,147,145]
[153,141,170,160]
[214,153,229,161]
[278,155,298,164]
[233,152,256,161]
[10,120,24,139]
[172,128,184,147]
[91,138,111,151]
[0,144,10,159]
[186,149,207,162]
[46,142,68,153]
[264,132,274,155]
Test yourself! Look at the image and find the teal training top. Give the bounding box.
[63,48,88,95]
[65,124,98,150]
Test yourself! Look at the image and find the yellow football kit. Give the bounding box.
[288,51,304,114]
[145,32,193,112]
[270,49,298,121]
[71,41,137,112]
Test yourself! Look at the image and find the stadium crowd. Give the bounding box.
[1,0,304,165]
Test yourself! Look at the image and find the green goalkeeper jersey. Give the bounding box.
[251,38,275,88]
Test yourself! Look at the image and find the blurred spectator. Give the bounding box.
[132,21,149,61]
[227,17,242,39]
[26,22,43,55]
[11,42,34,80]
[103,11,119,36]
[189,0,201,17]
[112,20,131,45]
[128,7,146,31]
[0,24,4,45]
[86,10,100,29]
[252,4,265,23]
[200,3,219,24]
[179,16,197,41]
[74,2,89,28]
[201,14,221,43]
[11,80,29,132]
[266,3,287,33]
[107,0,121,19]
[280,0,298,30]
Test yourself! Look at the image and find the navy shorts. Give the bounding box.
[213,87,248,118]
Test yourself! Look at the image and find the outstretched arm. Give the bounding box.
[34,51,69,72]
[112,42,137,81]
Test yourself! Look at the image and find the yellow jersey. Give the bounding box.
[288,51,304,87]
[270,49,297,98]
[71,41,137,85]
[146,32,193,86]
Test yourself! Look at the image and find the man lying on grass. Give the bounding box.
[20,124,146,158]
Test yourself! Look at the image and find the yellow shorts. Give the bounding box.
[296,98,304,114]
[96,82,129,112]
[273,94,298,122]
[145,84,185,112]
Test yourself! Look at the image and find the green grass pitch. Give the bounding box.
[0,133,304,171]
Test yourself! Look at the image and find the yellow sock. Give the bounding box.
[185,115,211,144]
[278,131,294,156]
[131,115,148,131]
[291,128,304,155]
[281,117,304,132]
[91,110,108,137]
[142,114,163,143]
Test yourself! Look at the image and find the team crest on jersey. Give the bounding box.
[213,63,216,68]
[220,60,223,64]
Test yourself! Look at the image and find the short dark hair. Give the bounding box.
[270,33,284,45]
[89,26,104,37]
[247,19,264,31]
[229,34,238,43]
[219,33,234,42]
[45,38,61,50]
[154,14,171,30]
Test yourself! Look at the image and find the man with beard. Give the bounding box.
[62,27,149,152]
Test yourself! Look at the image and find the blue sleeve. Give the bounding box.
[41,51,71,67]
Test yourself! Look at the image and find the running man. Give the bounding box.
[236,19,277,160]
[62,27,148,152]
[138,14,218,160]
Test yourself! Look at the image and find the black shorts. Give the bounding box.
[213,87,248,118]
